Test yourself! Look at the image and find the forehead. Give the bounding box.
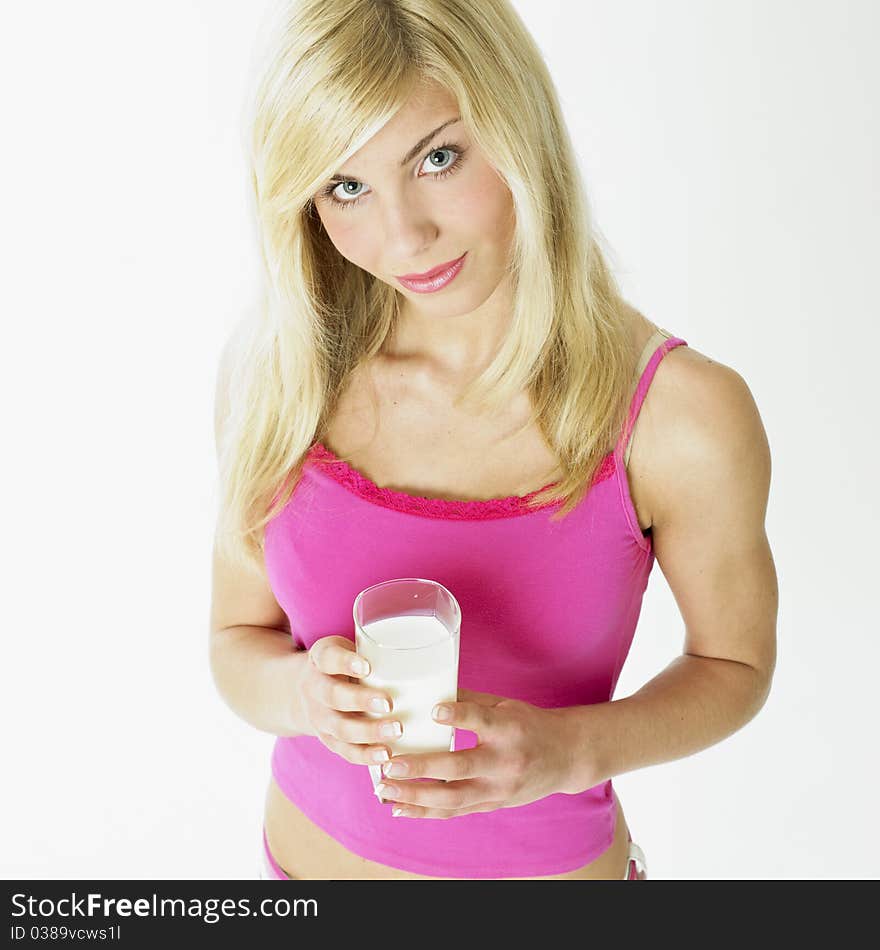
[396,80,459,119]
[338,83,461,168]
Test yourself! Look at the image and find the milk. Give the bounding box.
[355,614,459,794]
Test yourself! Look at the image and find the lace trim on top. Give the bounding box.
[305,442,616,521]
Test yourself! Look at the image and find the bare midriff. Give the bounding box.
[263,774,633,880]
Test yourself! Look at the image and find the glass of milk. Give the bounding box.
[353,578,461,798]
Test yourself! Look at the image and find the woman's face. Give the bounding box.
[311,83,515,319]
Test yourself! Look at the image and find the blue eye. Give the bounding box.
[320,143,466,210]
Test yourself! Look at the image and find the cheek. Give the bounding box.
[456,167,514,239]
[322,218,375,268]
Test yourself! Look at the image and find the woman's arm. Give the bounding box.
[210,623,312,737]
[559,358,778,794]
[209,330,313,738]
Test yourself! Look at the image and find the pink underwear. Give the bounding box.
[259,825,648,880]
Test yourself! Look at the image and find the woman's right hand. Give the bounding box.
[295,635,401,766]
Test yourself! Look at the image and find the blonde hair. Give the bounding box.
[217,0,637,575]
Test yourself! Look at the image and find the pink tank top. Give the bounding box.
[264,333,688,878]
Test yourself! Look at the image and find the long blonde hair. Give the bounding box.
[217,0,637,575]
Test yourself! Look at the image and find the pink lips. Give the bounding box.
[396,252,467,293]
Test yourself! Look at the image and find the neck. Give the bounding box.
[386,281,514,379]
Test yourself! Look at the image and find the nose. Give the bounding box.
[380,198,440,273]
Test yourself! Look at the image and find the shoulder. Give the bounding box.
[640,342,772,531]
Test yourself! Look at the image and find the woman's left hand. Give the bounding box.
[375,688,589,819]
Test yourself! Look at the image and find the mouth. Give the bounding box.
[395,252,467,294]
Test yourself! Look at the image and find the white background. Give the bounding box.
[2,0,877,880]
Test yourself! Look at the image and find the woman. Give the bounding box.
[210,0,778,881]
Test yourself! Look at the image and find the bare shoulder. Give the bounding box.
[652,340,770,469]
[638,341,772,530]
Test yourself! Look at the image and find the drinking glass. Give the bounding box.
[353,578,461,796]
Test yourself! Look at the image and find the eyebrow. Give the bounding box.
[329,116,462,182]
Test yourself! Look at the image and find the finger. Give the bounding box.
[310,636,371,678]
[316,673,393,715]
[388,799,504,820]
[322,708,404,746]
[376,778,498,811]
[376,777,493,812]
[317,729,393,767]
[432,699,496,734]
[379,747,490,782]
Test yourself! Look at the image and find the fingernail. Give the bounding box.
[382,760,407,777]
[433,704,451,721]
[371,748,390,763]
[352,658,369,675]
[376,783,398,799]
[370,697,391,713]
[380,721,402,738]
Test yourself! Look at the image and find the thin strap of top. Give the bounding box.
[619,326,687,468]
